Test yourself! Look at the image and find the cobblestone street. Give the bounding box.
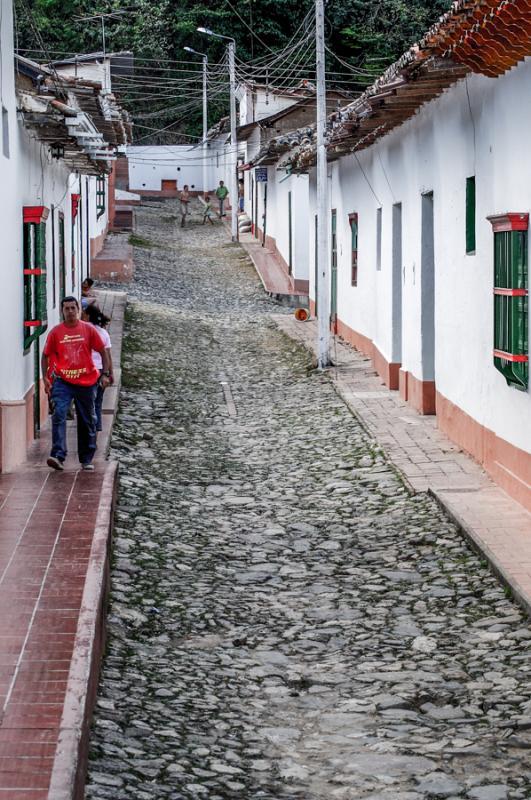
[86,201,531,800]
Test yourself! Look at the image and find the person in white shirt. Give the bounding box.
[82,304,113,432]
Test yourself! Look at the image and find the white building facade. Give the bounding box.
[266,1,531,510]
[0,0,129,472]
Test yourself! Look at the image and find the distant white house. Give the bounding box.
[125,83,313,202]
[0,0,130,472]
[241,88,351,295]
[252,0,531,511]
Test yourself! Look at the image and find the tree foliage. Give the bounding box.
[16,0,451,141]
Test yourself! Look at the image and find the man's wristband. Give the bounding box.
[102,371,110,377]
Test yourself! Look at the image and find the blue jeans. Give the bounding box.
[50,378,98,465]
[95,377,105,432]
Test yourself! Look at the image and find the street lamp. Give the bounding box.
[184,46,208,199]
[197,26,238,242]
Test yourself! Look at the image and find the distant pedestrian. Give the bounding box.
[180,185,190,227]
[42,296,111,471]
[202,196,214,225]
[215,180,229,217]
[238,179,244,213]
[82,304,113,432]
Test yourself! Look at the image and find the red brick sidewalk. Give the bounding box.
[225,223,308,304]
[0,291,125,800]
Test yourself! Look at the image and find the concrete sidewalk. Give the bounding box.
[224,220,309,306]
[273,314,531,615]
[0,290,125,800]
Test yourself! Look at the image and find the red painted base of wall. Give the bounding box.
[90,225,108,260]
[134,189,224,200]
[399,369,436,415]
[436,392,531,512]
[91,236,134,283]
[0,380,48,472]
[135,188,179,198]
[256,228,309,295]
[335,318,400,391]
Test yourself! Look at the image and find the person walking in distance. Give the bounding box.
[42,296,111,471]
[202,196,215,225]
[215,180,229,217]
[179,184,190,227]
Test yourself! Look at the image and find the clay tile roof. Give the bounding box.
[282,0,531,171]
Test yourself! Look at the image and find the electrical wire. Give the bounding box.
[222,0,277,53]
[353,151,382,206]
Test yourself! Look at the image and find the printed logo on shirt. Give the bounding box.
[61,367,89,380]
[60,333,85,344]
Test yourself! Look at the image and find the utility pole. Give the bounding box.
[228,39,238,242]
[202,55,208,198]
[316,0,330,368]
[197,27,238,242]
[184,46,209,196]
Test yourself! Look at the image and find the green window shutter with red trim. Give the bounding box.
[488,213,528,390]
[23,206,48,351]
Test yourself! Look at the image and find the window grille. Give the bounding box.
[23,207,48,351]
[488,212,528,390]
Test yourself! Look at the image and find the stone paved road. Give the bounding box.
[86,201,531,800]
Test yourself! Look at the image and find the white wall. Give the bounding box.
[266,168,309,284]
[0,0,110,405]
[239,85,303,125]
[128,145,207,191]
[310,59,531,454]
[55,60,111,91]
[6,138,100,402]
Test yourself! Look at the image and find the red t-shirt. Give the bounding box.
[43,321,104,386]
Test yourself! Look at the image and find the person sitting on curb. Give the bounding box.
[215,180,229,217]
[81,277,97,309]
[42,296,111,472]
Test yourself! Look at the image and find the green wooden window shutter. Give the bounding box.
[488,213,528,390]
[466,176,476,254]
[96,176,106,219]
[349,213,358,286]
[23,206,49,351]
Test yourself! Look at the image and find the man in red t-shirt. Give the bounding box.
[42,296,110,471]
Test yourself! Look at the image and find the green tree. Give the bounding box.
[16,0,451,142]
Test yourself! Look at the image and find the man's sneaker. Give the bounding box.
[47,456,64,471]
[81,463,95,471]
